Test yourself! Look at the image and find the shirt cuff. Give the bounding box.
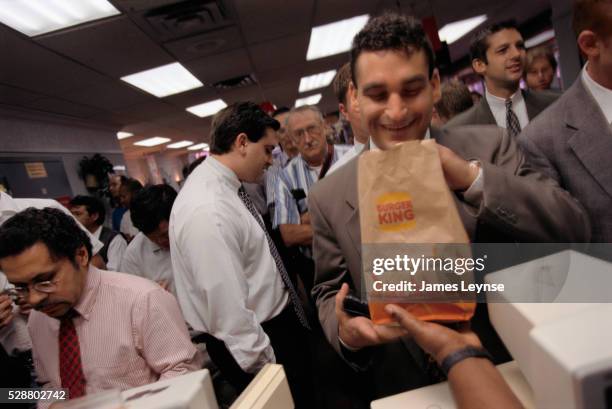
[463,162,483,207]
[338,335,362,352]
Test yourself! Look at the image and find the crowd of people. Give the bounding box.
[1,0,611,408]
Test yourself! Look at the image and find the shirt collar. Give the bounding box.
[93,226,102,240]
[582,63,612,124]
[206,156,241,191]
[370,128,431,151]
[73,265,102,321]
[485,86,523,109]
[0,192,21,224]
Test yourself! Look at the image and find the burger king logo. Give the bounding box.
[376,192,416,232]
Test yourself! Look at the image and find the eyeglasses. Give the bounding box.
[293,124,323,140]
[6,280,58,300]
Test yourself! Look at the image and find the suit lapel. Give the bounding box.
[475,97,496,125]
[565,80,612,198]
[524,89,547,120]
[344,157,362,260]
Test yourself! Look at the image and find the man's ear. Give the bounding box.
[75,245,90,268]
[339,103,348,119]
[431,68,441,104]
[349,81,360,114]
[472,58,487,76]
[234,133,249,154]
[577,30,599,59]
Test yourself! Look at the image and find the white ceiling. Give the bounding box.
[0,0,552,158]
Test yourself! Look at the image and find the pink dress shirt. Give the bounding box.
[28,266,202,399]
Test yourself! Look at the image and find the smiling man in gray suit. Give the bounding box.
[446,21,558,135]
[308,13,590,400]
[519,0,612,242]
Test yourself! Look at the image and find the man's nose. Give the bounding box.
[386,94,407,122]
[28,291,46,308]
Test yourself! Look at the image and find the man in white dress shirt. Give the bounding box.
[69,195,127,272]
[118,178,143,241]
[328,62,369,175]
[121,185,177,293]
[170,102,313,407]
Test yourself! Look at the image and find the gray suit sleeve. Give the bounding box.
[309,191,371,370]
[476,129,591,242]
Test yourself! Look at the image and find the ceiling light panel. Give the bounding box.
[167,140,194,149]
[438,15,487,44]
[306,14,369,61]
[299,70,337,93]
[0,0,120,37]
[295,94,322,108]
[134,137,171,147]
[121,63,203,98]
[188,143,210,151]
[525,29,555,48]
[186,99,227,118]
[116,131,133,140]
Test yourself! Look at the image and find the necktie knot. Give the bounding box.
[505,99,513,109]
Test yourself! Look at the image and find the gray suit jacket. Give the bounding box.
[519,78,612,242]
[446,89,559,127]
[308,126,590,382]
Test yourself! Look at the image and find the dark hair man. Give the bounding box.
[108,174,128,231]
[446,21,558,135]
[431,80,475,126]
[170,102,313,407]
[0,208,201,399]
[70,195,127,272]
[118,178,143,240]
[519,0,612,243]
[121,185,177,292]
[308,13,589,399]
[524,46,558,91]
[327,62,370,175]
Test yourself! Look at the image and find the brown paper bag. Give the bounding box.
[358,139,476,324]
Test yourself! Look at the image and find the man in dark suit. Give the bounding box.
[446,21,557,134]
[309,13,590,400]
[519,0,612,243]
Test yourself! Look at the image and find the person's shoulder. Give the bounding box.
[527,88,561,105]
[311,154,357,201]
[124,232,146,254]
[439,124,504,142]
[445,104,479,127]
[99,269,161,296]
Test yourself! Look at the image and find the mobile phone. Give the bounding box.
[343,294,371,318]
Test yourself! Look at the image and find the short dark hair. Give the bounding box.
[350,13,436,86]
[272,107,290,118]
[470,20,520,64]
[69,195,106,226]
[130,184,177,234]
[434,80,474,120]
[332,63,352,106]
[573,0,612,37]
[121,178,143,194]
[210,102,280,155]
[0,207,92,264]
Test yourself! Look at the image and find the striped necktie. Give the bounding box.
[505,99,522,138]
[237,186,311,330]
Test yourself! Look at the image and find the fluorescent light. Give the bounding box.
[133,137,171,147]
[116,131,133,140]
[295,94,322,108]
[112,165,126,172]
[306,14,369,61]
[299,70,337,93]
[121,62,203,98]
[438,15,487,44]
[525,29,555,48]
[186,99,227,118]
[188,143,210,151]
[167,140,194,149]
[0,0,120,37]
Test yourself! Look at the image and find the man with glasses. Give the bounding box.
[273,105,350,291]
[0,207,202,401]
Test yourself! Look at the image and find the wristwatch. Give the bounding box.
[440,346,493,376]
